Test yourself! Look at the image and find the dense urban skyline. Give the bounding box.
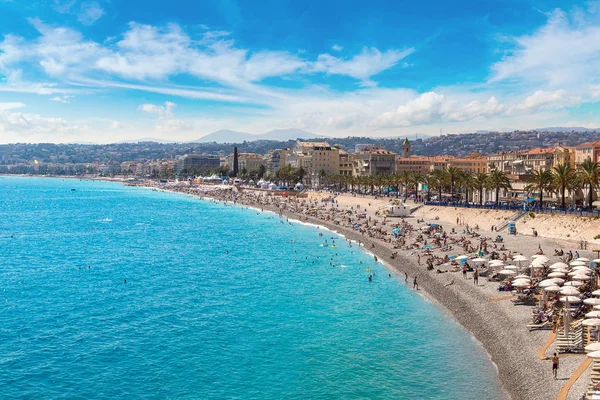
[1,0,600,143]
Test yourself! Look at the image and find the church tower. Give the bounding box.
[402,138,411,158]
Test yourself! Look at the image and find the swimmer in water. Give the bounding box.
[124,279,127,284]
[368,275,372,282]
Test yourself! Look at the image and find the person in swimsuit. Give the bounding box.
[552,353,559,379]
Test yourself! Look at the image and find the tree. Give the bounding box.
[473,173,488,205]
[578,159,600,209]
[297,166,307,184]
[458,171,475,203]
[552,163,577,209]
[409,173,423,200]
[445,166,460,198]
[421,174,437,201]
[258,164,266,179]
[524,169,553,206]
[487,170,512,206]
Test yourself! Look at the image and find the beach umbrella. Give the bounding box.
[543,285,562,292]
[585,298,600,306]
[592,290,600,297]
[586,311,600,319]
[587,350,600,358]
[573,274,591,281]
[550,262,569,269]
[592,259,600,264]
[552,278,566,285]
[560,287,581,296]
[577,258,591,262]
[472,257,487,263]
[540,279,560,288]
[513,278,531,284]
[552,268,569,274]
[570,261,587,266]
[572,266,591,272]
[513,255,528,261]
[513,281,530,288]
[564,281,584,287]
[594,305,600,311]
[515,275,531,280]
[583,319,600,327]
[560,296,582,303]
[456,255,469,261]
[504,265,517,270]
[532,255,549,263]
[586,343,600,352]
[568,271,589,277]
[499,269,516,276]
[548,272,566,278]
[489,260,504,267]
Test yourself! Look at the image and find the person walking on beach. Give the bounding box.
[413,276,419,290]
[405,272,409,283]
[462,265,468,279]
[473,268,479,286]
[417,254,421,265]
[552,353,559,379]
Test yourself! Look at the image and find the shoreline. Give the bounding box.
[5,175,589,399]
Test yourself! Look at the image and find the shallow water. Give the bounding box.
[0,177,506,399]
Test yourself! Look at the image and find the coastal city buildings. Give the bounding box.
[3,136,600,207]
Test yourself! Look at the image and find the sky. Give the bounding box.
[1,0,600,143]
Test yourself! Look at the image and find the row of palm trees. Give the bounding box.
[322,159,600,209]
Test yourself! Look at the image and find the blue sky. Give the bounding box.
[1,0,600,143]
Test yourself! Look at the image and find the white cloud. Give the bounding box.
[332,44,342,51]
[375,92,447,127]
[508,89,580,114]
[0,102,26,110]
[138,101,190,132]
[311,47,414,86]
[447,97,505,122]
[50,95,73,103]
[78,2,104,25]
[491,7,600,88]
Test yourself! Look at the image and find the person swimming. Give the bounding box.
[368,275,372,282]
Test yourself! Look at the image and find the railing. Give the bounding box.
[495,210,527,231]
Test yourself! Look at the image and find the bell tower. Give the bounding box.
[402,138,411,158]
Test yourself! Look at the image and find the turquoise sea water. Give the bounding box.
[0,177,505,399]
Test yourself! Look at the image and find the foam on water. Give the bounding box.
[0,177,506,399]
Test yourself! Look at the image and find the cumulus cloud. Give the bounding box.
[375,92,447,127]
[0,102,84,139]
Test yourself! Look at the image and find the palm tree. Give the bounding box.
[487,170,512,206]
[552,163,577,209]
[459,171,475,203]
[578,159,600,209]
[445,166,461,199]
[524,169,553,206]
[400,170,412,195]
[473,173,488,205]
[430,169,445,201]
[409,173,423,201]
[421,174,437,201]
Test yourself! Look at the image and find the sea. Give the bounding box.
[0,177,506,399]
